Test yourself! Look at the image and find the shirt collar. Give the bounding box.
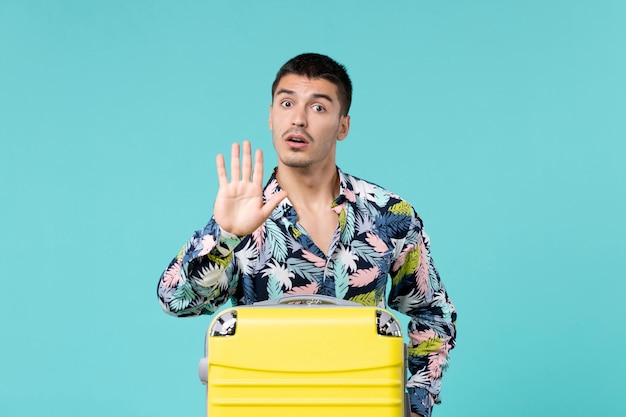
[264,167,356,218]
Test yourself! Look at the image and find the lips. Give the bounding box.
[284,130,312,146]
[287,135,307,143]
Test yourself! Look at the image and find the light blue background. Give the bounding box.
[1,1,624,416]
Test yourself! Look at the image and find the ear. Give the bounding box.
[268,104,273,131]
[337,115,350,141]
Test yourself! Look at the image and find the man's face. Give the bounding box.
[269,74,350,171]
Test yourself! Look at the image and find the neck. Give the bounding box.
[276,164,340,208]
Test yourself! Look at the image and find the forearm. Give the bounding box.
[157,218,243,316]
[405,384,436,417]
[389,222,456,415]
[404,255,456,401]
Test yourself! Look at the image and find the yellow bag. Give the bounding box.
[198,295,409,417]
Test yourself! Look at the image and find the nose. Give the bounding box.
[291,105,307,127]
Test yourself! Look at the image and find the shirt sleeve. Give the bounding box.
[157,218,243,317]
[407,386,433,417]
[387,213,457,415]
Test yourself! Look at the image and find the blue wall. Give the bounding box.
[1,1,624,416]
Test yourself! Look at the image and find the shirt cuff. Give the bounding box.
[407,387,433,417]
[215,226,243,255]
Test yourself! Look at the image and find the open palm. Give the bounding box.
[213,141,287,236]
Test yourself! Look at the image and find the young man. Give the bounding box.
[157,53,456,417]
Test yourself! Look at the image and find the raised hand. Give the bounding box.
[213,141,288,236]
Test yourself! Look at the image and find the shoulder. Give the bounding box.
[339,169,417,214]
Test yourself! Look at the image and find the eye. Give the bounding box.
[312,104,326,112]
[281,100,293,108]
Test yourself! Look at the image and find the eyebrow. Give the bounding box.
[275,88,334,103]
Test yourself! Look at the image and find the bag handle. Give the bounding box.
[253,294,361,307]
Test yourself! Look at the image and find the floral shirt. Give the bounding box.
[157,168,456,416]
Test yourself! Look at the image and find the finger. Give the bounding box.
[260,189,288,218]
[252,148,264,187]
[241,140,252,182]
[216,153,228,188]
[230,142,241,181]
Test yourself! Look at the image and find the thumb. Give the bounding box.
[260,190,288,219]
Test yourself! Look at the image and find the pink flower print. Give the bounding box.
[366,232,388,253]
[198,234,216,257]
[162,260,182,288]
[302,250,326,268]
[349,266,380,287]
[284,282,319,296]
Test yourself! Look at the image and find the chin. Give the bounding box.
[278,155,313,169]
[281,160,312,169]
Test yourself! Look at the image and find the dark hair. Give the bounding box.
[271,53,352,116]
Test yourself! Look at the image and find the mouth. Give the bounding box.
[287,136,307,144]
[284,130,311,146]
